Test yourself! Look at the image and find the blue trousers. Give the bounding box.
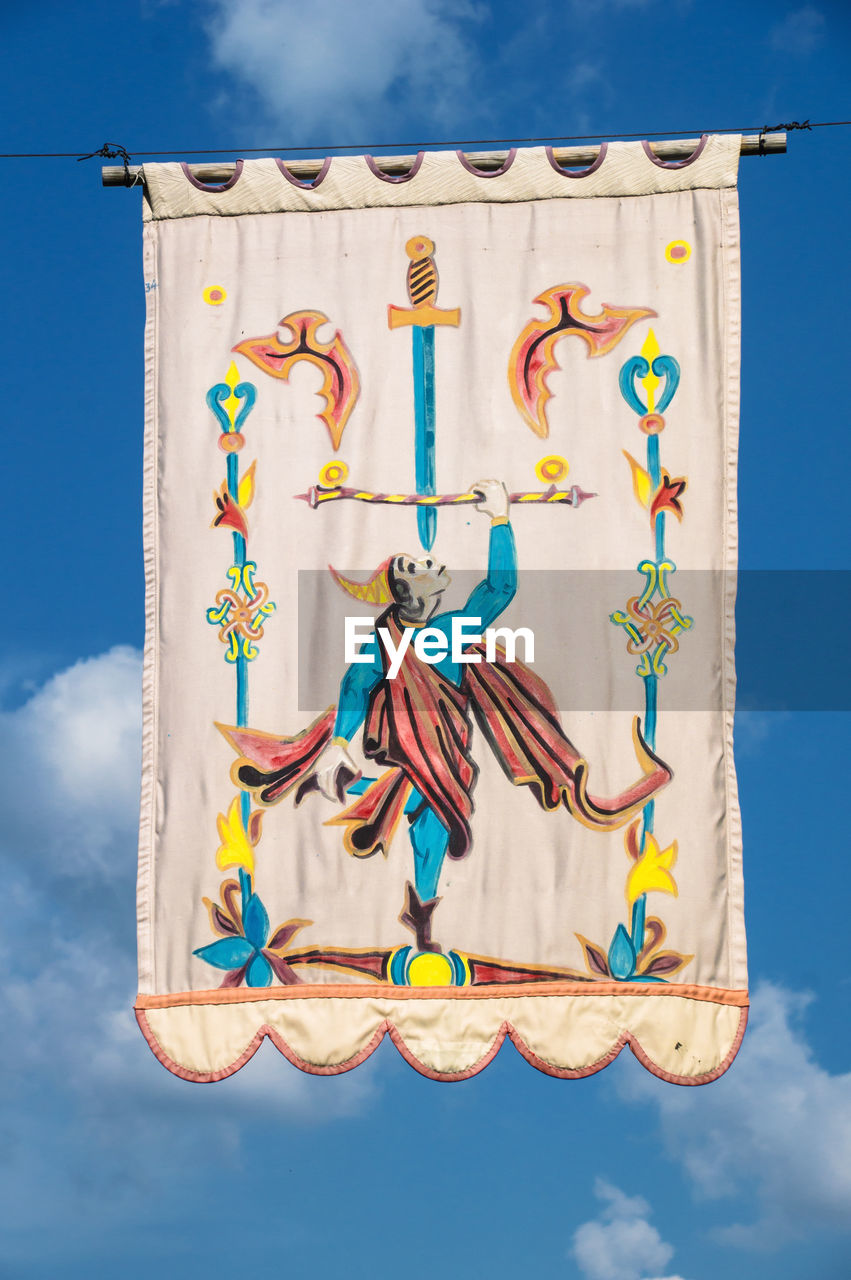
[346,779,450,900]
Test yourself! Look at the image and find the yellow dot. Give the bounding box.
[407,952,454,987]
[665,240,691,264]
[319,460,349,486]
[535,454,569,484]
[203,285,227,305]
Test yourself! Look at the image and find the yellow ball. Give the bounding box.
[407,952,455,987]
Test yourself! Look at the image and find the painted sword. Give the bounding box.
[388,236,460,551]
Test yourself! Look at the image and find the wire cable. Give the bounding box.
[0,118,847,161]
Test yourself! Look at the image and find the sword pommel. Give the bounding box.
[388,233,461,330]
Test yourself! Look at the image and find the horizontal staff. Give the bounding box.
[295,483,596,509]
[103,133,786,185]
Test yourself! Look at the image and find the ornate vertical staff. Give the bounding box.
[388,236,460,551]
[205,362,275,829]
[196,366,311,992]
[608,330,692,980]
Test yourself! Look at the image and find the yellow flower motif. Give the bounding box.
[237,459,256,509]
[215,797,255,875]
[626,830,678,905]
[623,449,653,508]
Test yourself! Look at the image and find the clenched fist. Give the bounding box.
[472,478,509,521]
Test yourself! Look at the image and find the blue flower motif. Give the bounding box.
[194,881,311,988]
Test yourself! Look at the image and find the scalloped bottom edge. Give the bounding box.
[136,992,748,1086]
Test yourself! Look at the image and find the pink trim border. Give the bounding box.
[136,1001,748,1087]
[137,980,748,1009]
[365,152,424,183]
[456,148,517,177]
[642,135,708,169]
[276,157,332,189]
[180,159,244,192]
[545,143,608,177]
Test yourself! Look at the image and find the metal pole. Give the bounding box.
[102,133,786,185]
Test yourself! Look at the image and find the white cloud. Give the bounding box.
[619,983,851,1247]
[565,0,681,15]
[734,710,784,757]
[0,645,142,876]
[769,6,826,53]
[571,1179,686,1280]
[204,0,485,135]
[0,648,378,1139]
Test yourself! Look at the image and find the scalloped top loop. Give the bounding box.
[365,152,425,183]
[456,148,517,177]
[180,159,245,192]
[143,137,741,220]
[276,157,332,189]
[545,143,608,178]
[642,134,708,169]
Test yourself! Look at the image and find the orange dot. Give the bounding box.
[640,414,665,436]
[405,235,434,259]
[665,240,691,264]
[319,460,349,486]
[535,454,569,484]
[219,433,244,453]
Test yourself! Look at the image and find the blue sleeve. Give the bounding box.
[460,521,517,629]
[332,634,383,741]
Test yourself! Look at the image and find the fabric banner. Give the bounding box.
[136,137,746,1084]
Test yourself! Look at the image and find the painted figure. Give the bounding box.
[222,479,671,956]
[314,478,518,945]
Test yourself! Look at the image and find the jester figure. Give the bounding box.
[221,479,671,956]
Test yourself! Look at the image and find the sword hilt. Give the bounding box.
[388,235,461,330]
[406,236,438,308]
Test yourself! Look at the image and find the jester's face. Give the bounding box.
[389,554,450,623]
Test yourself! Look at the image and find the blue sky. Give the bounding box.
[2,2,850,1277]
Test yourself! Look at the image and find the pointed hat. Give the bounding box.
[329,557,393,606]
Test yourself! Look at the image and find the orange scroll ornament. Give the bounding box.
[509,285,655,438]
[233,310,360,451]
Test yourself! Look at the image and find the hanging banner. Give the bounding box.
[136,136,747,1083]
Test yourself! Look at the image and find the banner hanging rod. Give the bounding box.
[102,133,786,186]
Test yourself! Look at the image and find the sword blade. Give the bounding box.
[412,326,437,550]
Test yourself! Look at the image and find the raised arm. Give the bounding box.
[461,479,517,628]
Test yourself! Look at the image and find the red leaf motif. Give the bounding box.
[222,879,243,933]
[576,934,611,977]
[636,916,666,967]
[212,904,238,936]
[247,809,264,846]
[220,964,248,988]
[645,950,692,976]
[650,472,686,527]
[264,950,301,986]
[267,918,311,952]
